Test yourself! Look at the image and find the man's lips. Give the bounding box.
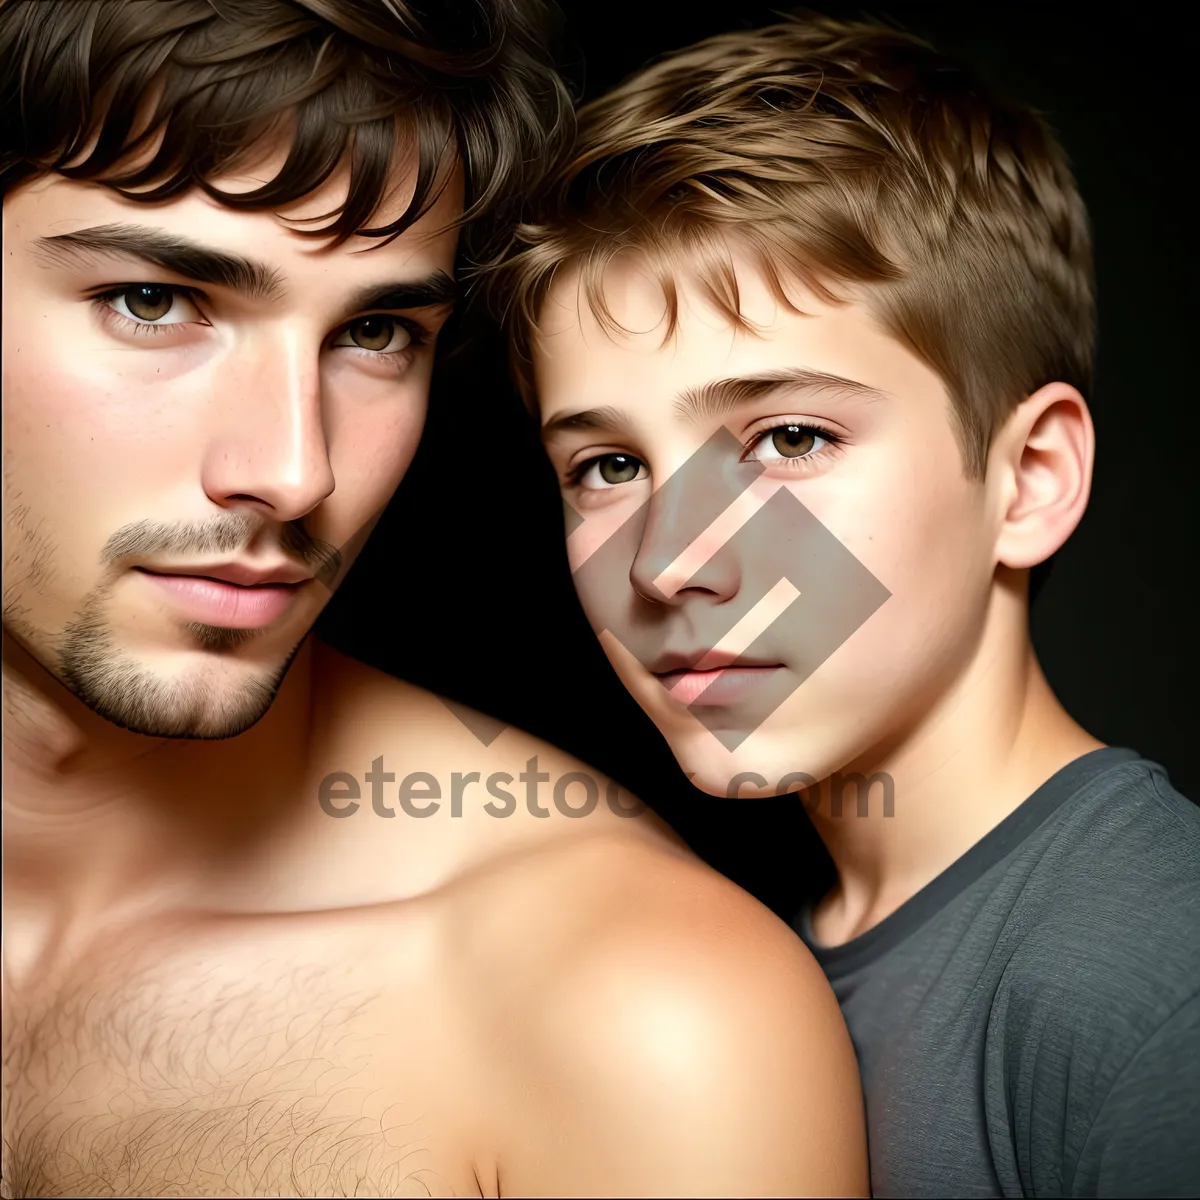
[139,560,313,587]
[135,565,308,629]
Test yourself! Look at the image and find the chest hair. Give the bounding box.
[1,950,455,1198]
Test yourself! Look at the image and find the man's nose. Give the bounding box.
[200,328,335,523]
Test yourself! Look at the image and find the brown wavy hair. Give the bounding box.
[0,0,573,269]
[490,12,1095,478]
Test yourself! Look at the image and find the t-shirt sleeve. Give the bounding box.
[1069,990,1200,1198]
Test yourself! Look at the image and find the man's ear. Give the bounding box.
[989,381,1095,571]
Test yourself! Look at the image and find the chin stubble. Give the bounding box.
[57,586,300,739]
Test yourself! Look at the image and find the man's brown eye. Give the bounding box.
[125,286,173,321]
[772,425,816,458]
[349,316,406,352]
[599,454,641,484]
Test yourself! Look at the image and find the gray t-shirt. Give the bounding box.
[794,747,1200,1197]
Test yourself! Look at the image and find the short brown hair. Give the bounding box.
[491,13,1095,477]
[0,0,572,269]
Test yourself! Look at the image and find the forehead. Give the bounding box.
[5,145,465,288]
[532,251,944,420]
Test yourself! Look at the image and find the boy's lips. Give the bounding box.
[652,652,786,707]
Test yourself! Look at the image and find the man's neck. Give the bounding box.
[807,585,1104,946]
[2,630,319,973]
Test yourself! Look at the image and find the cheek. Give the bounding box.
[324,384,429,533]
[877,475,987,603]
[565,489,646,574]
[2,342,194,568]
[5,291,216,468]
[802,426,986,591]
[753,463,992,763]
[375,397,427,482]
[825,462,993,683]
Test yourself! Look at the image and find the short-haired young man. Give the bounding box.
[496,14,1200,1196]
[0,3,869,1195]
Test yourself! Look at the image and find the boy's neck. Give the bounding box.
[807,586,1105,947]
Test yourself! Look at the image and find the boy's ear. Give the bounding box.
[990,381,1095,573]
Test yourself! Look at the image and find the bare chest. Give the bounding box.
[1,935,474,1198]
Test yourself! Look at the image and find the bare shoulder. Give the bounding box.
[449,834,868,1196]
[309,638,683,852]
[307,644,867,1193]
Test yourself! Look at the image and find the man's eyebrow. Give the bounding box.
[346,271,458,315]
[541,404,635,446]
[676,368,890,423]
[33,223,285,301]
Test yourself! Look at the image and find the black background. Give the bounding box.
[319,0,1199,918]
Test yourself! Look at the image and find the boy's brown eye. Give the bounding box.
[125,286,173,321]
[599,454,641,484]
[772,425,816,457]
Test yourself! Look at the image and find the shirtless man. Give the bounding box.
[0,2,867,1196]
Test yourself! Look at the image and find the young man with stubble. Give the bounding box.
[0,3,870,1197]
[493,13,1200,1197]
